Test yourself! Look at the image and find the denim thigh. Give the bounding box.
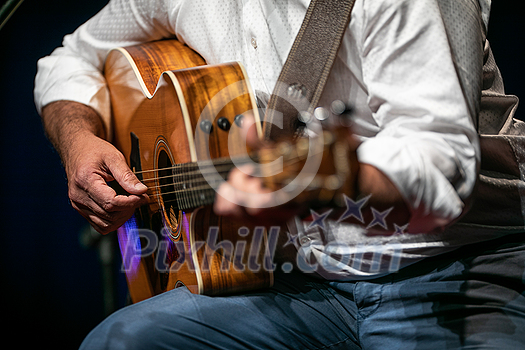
[329,232,525,350]
[79,270,360,350]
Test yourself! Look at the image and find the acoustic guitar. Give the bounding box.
[104,39,357,303]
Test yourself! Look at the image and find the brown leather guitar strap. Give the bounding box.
[263,0,357,141]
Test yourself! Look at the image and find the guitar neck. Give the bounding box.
[168,156,253,210]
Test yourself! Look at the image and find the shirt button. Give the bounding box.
[251,37,257,49]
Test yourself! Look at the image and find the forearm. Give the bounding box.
[41,101,107,166]
[354,163,411,231]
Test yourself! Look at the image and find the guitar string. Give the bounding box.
[130,143,313,178]
[145,178,318,208]
[128,142,314,196]
[137,156,303,195]
[151,173,321,208]
[135,158,310,207]
[132,152,302,186]
[121,150,311,207]
[139,164,235,184]
[132,156,252,176]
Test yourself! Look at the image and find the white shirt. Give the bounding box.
[34,0,493,279]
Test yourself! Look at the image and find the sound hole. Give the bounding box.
[157,150,179,229]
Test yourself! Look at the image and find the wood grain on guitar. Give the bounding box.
[104,39,357,303]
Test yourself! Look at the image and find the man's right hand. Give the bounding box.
[42,101,148,234]
[65,132,149,234]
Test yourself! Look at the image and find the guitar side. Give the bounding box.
[104,39,273,303]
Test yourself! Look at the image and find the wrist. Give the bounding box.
[41,101,106,164]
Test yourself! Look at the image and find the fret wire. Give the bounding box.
[189,162,196,209]
[174,163,181,209]
[182,163,188,210]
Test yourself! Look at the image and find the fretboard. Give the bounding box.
[170,156,253,210]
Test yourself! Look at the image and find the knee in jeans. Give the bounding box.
[80,306,167,350]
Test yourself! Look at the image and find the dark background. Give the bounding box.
[0,0,523,348]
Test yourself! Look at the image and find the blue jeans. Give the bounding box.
[80,233,525,349]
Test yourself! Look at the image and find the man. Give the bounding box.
[35,0,525,349]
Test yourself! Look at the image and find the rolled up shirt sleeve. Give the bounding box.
[34,0,174,137]
[353,0,480,233]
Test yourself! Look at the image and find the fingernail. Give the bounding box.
[135,182,147,191]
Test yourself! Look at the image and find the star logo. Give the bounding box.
[283,231,299,247]
[393,223,409,235]
[337,194,371,223]
[308,209,333,230]
[366,206,393,230]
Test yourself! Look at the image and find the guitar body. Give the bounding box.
[105,40,273,303]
